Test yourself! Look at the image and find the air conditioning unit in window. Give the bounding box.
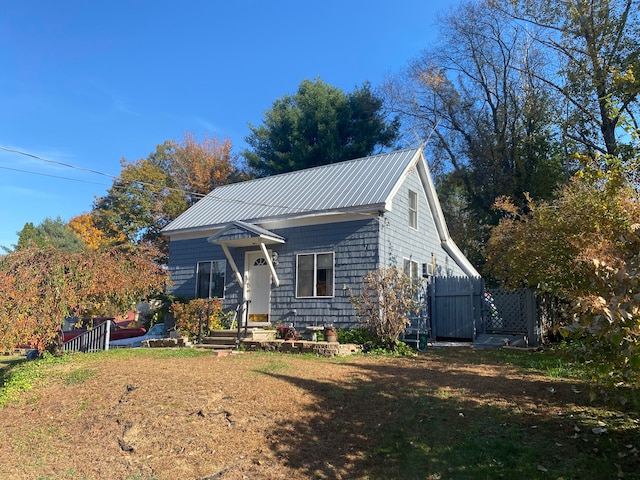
[422,262,434,277]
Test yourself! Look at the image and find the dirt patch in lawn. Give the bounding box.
[0,348,637,479]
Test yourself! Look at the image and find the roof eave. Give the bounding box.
[162,204,388,237]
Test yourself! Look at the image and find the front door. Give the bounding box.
[245,251,271,324]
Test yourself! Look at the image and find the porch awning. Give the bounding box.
[207,221,285,288]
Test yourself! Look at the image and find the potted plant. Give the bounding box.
[277,325,297,341]
[324,325,338,343]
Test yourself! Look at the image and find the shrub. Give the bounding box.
[338,327,375,345]
[347,268,420,345]
[170,298,224,341]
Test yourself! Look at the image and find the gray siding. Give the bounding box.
[380,168,468,277]
[167,218,380,328]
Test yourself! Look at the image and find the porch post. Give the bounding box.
[221,244,243,288]
[259,242,280,287]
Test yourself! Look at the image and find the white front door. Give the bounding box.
[245,251,271,324]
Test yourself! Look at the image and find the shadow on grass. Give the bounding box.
[0,355,26,384]
[260,352,639,479]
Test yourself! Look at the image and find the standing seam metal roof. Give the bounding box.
[162,147,421,233]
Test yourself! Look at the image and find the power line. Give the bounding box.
[0,146,118,180]
[0,145,207,200]
[0,165,110,186]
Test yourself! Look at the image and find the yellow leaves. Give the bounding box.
[173,132,236,197]
[68,213,110,251]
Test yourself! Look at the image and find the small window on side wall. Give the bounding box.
[296,252,334,298]
[403,258,419,280]
[409,190,418,229]
[196,260,226,299]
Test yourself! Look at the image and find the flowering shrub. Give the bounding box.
[170,298,224,341]
[276,325,297,340]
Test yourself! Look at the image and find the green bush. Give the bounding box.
[338,327,375,345]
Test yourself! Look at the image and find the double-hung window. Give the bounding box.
[296,252,334,298]
[196,260,226,299]
[409,190,418,229]
[403,258,419,280]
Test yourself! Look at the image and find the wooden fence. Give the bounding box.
[423,277,542,345]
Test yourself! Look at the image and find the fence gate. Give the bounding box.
[428,276,483,341]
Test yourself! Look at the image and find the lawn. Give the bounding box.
[0,347,638,479]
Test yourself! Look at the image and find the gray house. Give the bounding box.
[162,147,479,330]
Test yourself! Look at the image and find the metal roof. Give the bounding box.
[163,147,422,234]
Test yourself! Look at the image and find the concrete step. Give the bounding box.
[200,336,238,346]
[192,343,236,350]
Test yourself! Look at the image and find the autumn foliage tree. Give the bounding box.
[68,212,119,250]
[0,244,168,353]
[486,146,640,392]
[92,132,244,259]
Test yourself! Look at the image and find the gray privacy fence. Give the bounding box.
[422,277,543,346]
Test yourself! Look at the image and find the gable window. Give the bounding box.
[296,252,334,298]
[196,260,226,299]
[408,190,418,229]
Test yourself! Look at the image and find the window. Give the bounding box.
[403,259,419,280]
[296,253,334,298]
[196,260,226,299]
[409,190,418,229]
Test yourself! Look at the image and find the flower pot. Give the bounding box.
[324,326,338,343]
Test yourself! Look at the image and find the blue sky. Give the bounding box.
[0,0,457,249]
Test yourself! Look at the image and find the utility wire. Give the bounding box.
[0,165,110,186]
[0,146,118,179]
[0,145,404,217]
[0,145,207,199]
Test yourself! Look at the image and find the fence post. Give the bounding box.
[430,277,437,339]
[526,289,538,346]
[105,320,111,351]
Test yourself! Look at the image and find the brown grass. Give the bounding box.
[0,348,637,479]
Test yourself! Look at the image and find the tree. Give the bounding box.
[93,156,184,248]
[383,1,568,272]
[495,0,640,159]
[92,132,243,258]
[14,217,85,253]
[485,146,640,389]
[0,244,168,353]
[347,268,420,346]
[243,79,399,177]
[68,212,117,251]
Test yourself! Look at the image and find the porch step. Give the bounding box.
[194,330,240,351]
[192,343,236,350]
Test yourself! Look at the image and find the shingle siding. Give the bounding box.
[380,167,467,277]
[167,218,380,327]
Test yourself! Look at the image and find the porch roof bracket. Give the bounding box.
[259,242,280,287]
[221,243,243,288]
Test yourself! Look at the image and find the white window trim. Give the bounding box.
[403,258,420,280]
[296,252,335,298]
[195,259,226,299]
[409,189,418,230]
